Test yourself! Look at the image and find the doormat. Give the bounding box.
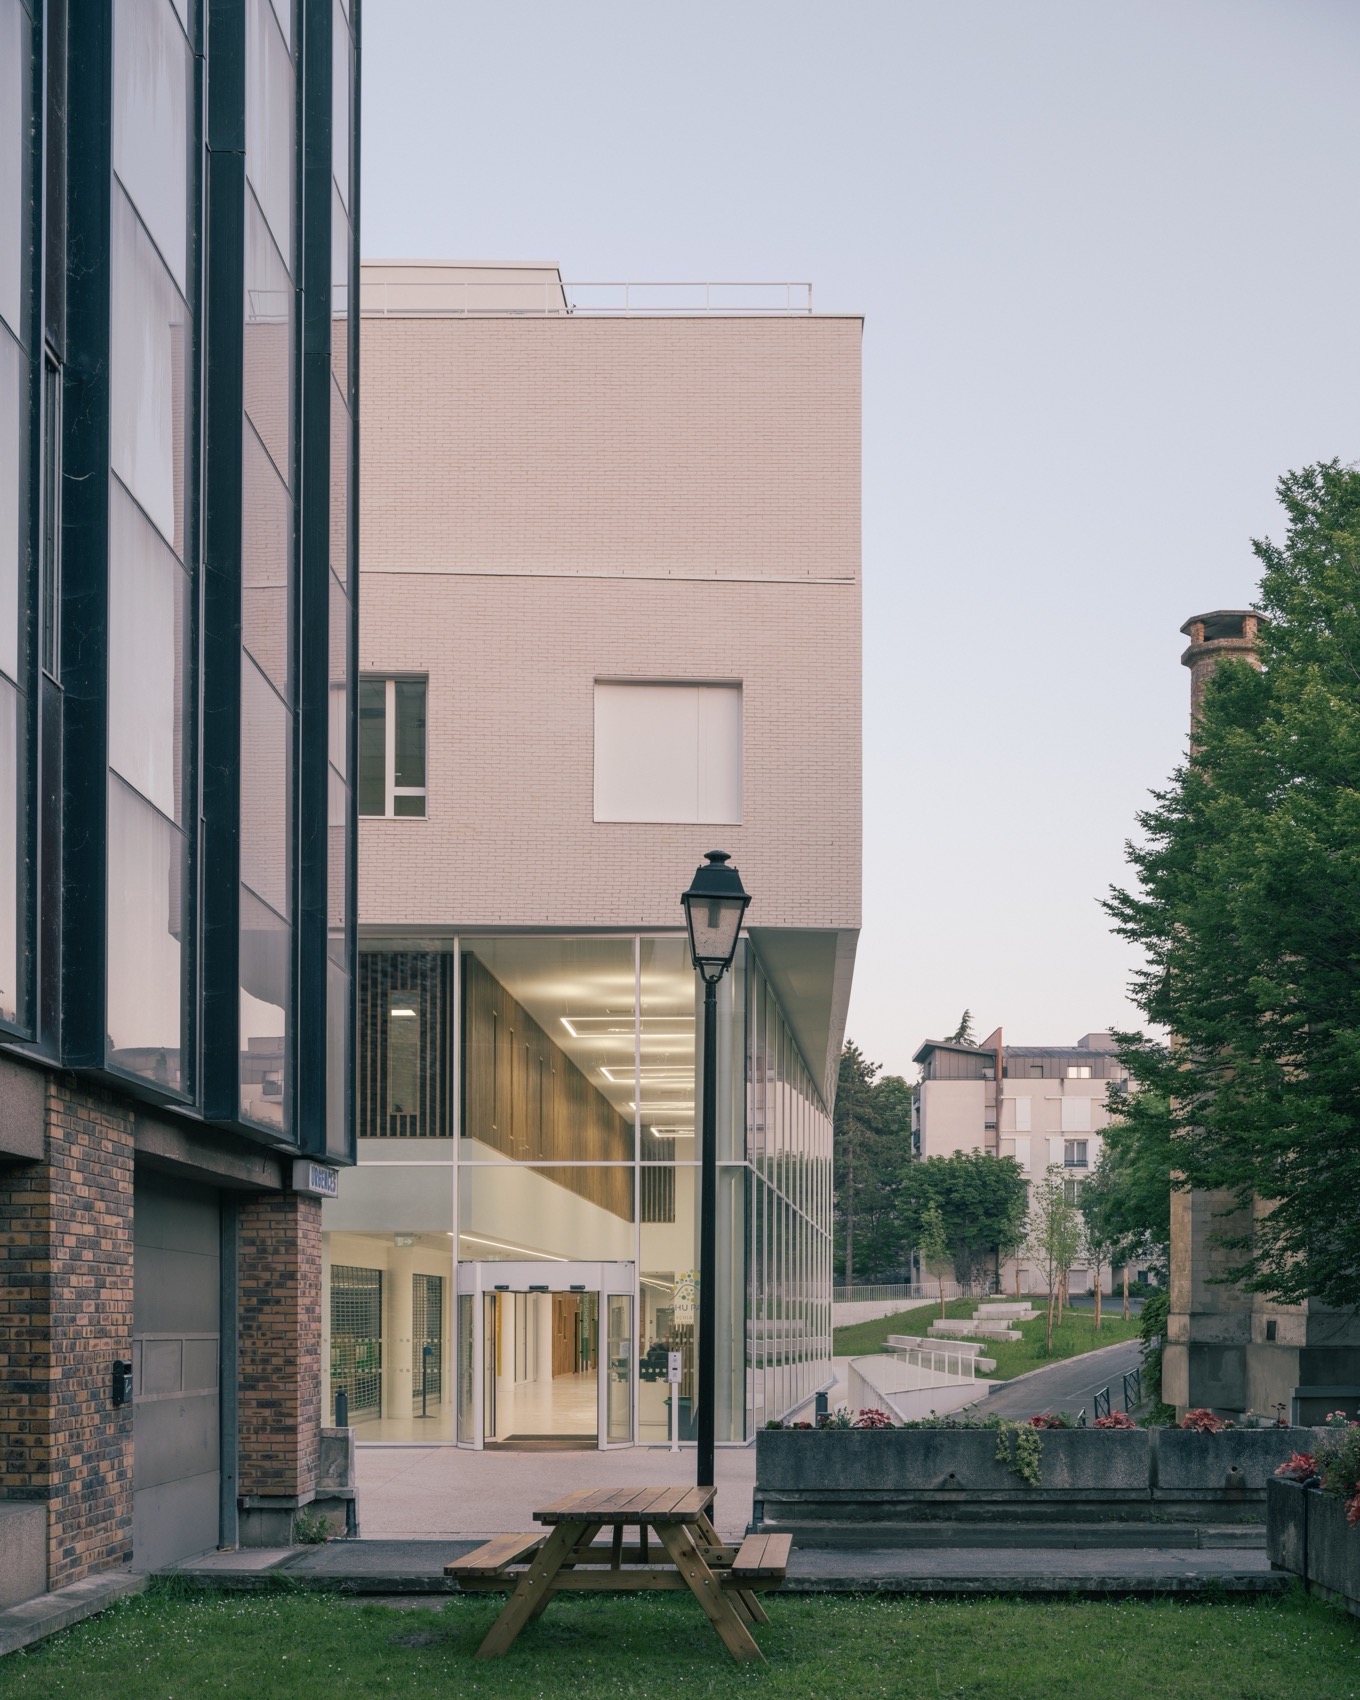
[484,1435,599,1451]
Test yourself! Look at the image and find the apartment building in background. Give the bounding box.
[912,1030,1130,1292]
[0,0,359,1605]
[322,263,861,1450]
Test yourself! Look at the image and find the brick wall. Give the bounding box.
[237,1193,321,1499]
[0,1075,135,1588]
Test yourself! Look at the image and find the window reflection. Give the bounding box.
[0,0,30,338]
[242,422,291,694]
[108,480,186,823]
[240,653,291,919]
[240,884,289,1132]
[0,678,19,1024]
[332,1,350,211]
[329,375,349,586]
[0,328,23,685]
[329,574,348,776]
[110,189,188,558]
[243,194,293,487]
[245,0,294,265]
[107,775,183,1088]
[331,195,350,395]
[112,0,191,294]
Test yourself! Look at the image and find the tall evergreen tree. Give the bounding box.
[833,1043,911,1283]
[1106,461,1360,1309]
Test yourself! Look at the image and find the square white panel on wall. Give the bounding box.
[594,682,742,823]
[1060,1095,1092,1133]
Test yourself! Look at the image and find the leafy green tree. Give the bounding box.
[1106,461,1360,1310]
[1026,1166,1084,1352]
[833,1043,911,1283]
[899,1152,1029,1293]
[917,1199,950,1319]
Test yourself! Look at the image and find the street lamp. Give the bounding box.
[680,850,752,1488]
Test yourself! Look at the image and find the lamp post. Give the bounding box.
[680,850,752,1489]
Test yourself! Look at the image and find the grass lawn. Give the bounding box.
[833,1297,1141,1387]
[3,1584,1357,1700]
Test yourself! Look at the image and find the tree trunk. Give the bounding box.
[1045,1279,1056,1353]
[1122,1264,1130,1321]
[1094,1270,1102,1332]
[939,1272,947,1321]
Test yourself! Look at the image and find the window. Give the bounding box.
[1063,1178,1081,1206]
[358,677,426,817]
[1066,1065,1092,1079]
[40,356,59,679]
[1029,1063,1043,1077]
[1064,1139,1088,1169]
[593,681,741,824]
[1060,1094,1092,1133]
[1012,1096,1031,1132]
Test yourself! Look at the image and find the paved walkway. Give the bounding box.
[170,1539,1284,1599]
[962,1338,1144,1420]
[357,1443,758,1540]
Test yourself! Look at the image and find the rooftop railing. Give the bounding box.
[360,279,815,317]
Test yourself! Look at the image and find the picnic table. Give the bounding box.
[447,1484,791,1664]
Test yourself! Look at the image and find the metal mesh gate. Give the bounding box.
[412,1273,444,1412]
[330,1264,383,1420]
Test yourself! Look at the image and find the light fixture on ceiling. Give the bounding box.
[389,1007,417,1018]
[454,1233,569,1263]
[599,1065,693,1084]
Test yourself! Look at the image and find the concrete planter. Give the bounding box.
[1267,1478,1360,1618]
[754,1425,1322,1545]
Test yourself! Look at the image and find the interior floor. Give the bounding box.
[490,1367,597,1445]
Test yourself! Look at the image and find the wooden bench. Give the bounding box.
[446,1532,545,1581]
[729,1532,792,1583]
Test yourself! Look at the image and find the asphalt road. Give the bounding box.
[965,1336,1145,1420]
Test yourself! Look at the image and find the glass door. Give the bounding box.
[603,1292,633,1445]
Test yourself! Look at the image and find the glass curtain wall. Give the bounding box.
[106,0,194,1091]
[238,0,295,1132]
[323,935,832,1444]
[326,0,356,1159]
[746,954,834,1432]
[0,0,31,1032]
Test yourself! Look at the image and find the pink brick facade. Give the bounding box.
[358,311,862,958]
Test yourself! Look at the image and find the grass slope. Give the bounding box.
[4,1585,1356,1700]
[834,1297,1141,1387]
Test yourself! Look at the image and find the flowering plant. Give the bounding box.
[1323,1410,1357,1429]
[852,1408,895,1429]
[1094,1412,1138,1430]
[1180,1408,1231,1433]
[1274,1452,1319,1483]
[1027,1412,1073,1430]
[1316,1426,1360,1530]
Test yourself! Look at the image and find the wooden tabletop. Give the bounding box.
[533,1484,717,1525]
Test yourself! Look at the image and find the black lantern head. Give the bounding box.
[680,851,752,984]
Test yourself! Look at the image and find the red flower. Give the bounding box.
[1274,1452,1318,1481]
[1095,1412,1138,1430]
[1180,1408,1228,1433]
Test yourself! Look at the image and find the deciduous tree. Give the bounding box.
[899,1152,1029,1294]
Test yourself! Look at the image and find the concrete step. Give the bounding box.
[929,1321,1022,1341]
[756,1521,1267,1551]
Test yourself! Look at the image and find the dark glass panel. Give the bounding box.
[240,883,291,1133]
[328,764,347,928]
[0,0,31,341]
[107,775,184,1090]
[108,478,186,823]
[331,194,349,395]
[357,678,385,816]
[326,956,350,1157]
[112,0,191,293]
[332,0,349,211]
[240,654,291,918]
[328,573,347,776]
[329,373,349,587]
[0,326,24,685]
[393,680,425,790]
[40,358,59,679]
[243,193,294,488]
[392,794,425,819]
[246,0,294,266]
[242,420,291,695]
[110,188,189,557]
[0,676,18,1023]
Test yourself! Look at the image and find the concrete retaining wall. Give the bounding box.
[756,1426,1322,1539]
[1267,1478,1360,1618]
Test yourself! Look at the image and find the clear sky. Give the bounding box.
[361,0,1360,1081]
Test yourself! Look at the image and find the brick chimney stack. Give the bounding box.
[1179,609,1263,730]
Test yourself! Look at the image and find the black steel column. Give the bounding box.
[697,976,718,1487]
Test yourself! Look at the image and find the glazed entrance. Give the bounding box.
[456,1262,634,1449]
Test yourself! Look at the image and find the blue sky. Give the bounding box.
[362,0,1360,1077]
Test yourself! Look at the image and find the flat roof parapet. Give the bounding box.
[359,262,823,318]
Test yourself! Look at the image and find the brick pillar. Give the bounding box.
[237,1193,321,1537]
[0,1076,136,1590]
